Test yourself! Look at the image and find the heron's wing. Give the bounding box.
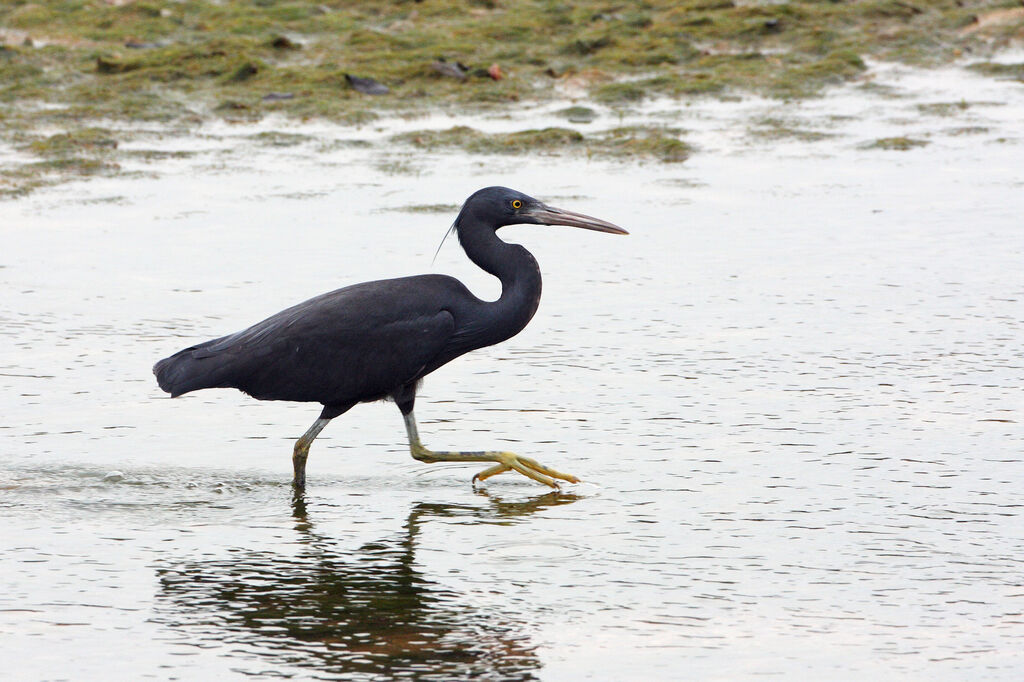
[171,278,460,404]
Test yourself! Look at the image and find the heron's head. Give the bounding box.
[455,186,628,234]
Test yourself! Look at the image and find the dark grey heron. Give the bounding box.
[154,187,627,489]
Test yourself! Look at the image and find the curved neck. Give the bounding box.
[458,219,542,342]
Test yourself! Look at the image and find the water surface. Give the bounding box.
[2,62,1023,680]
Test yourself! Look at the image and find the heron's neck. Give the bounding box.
[459,221,542,338]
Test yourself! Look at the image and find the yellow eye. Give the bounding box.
[511,199,522,209]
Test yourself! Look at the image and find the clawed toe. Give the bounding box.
[471,453,579,489]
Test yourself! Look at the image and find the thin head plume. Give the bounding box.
[432,221,457,265]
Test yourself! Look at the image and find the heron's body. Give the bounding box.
[156,252,539,412]
[154,187,625,488]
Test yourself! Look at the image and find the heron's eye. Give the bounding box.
[511,199,522,210]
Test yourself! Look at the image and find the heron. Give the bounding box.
[153,186,627,489]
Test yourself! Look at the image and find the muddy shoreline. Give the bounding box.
[2,0,1023,196]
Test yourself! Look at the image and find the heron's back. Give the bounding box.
[153,275,479,406]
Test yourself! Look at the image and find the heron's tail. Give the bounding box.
[153,339,234,397]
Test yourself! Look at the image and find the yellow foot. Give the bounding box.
[471,452,580,489]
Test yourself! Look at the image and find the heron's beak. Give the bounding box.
[526,204,629,235]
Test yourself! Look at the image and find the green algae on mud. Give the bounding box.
[385,203,462,214]
[966,60,1024,79]
[1,0,1023,195]
[392,125,692,162]
[2,127,123,197]
[747,116,836,143]
[863,135,931,150]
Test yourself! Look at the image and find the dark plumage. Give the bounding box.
[154,186,627,488]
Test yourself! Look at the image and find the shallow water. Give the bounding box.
[2,62,1023,680]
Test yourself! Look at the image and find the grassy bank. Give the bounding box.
[2,0,1022,196]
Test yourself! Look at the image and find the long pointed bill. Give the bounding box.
[526,204,629,235]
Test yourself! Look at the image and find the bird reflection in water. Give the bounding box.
[154,491,579,679]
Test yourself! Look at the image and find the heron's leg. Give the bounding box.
[401,409,580,488]
[292,417,331,489]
